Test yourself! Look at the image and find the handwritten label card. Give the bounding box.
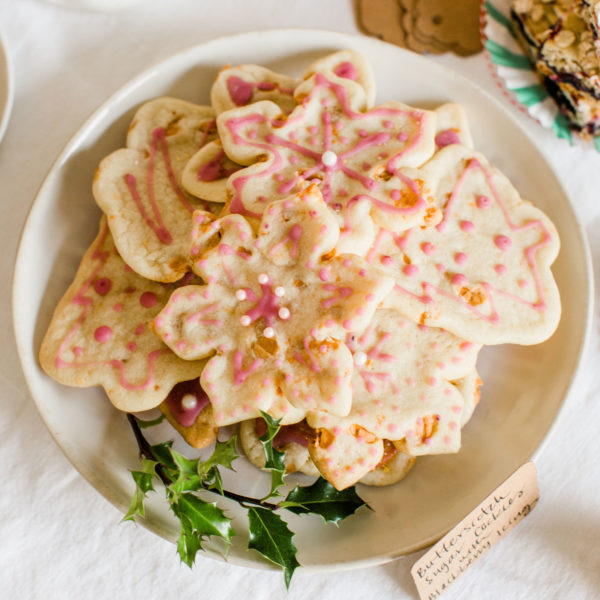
[411,462,539,600]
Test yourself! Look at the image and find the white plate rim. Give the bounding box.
[0,29,14,143]
[12,28,595,573]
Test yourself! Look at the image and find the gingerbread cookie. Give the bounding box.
[153,188,394,426]
[376,145,561,345]
[93,98,221,283]
[39,218,208,412]
[213,67,439,255]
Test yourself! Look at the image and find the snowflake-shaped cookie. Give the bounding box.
[307,309,480,458]
[39,218,207,412]
[215,70,439,255]
[93,98,221,283]
[153,187,394,426]
[372,145,560,345]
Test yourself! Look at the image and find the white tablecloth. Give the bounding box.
[1,1,599,598]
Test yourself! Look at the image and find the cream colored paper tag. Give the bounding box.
[411,462,539,600]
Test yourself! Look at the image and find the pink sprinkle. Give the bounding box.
[358,129,368,137]
[340,136,349,144]
[202,290,210,299]
[320,224,328,234]
[94,326,112,343]
[460,342,472,352]
[366,293,375,302]
[191,245,200,256]
[476,195,491,209]
[449,421,458,431]
[343,319,353,329]
[460,220,475,233]
[405,429,414,438]
[454,252,467,265]
[73,346,83,356]
[406,377,415,387]
[140,291,158,308]
[325,318,335,327]
[495,264,507,275]
[310,327,318,338]
[444,436,452,445]
[387,424,398,434]
[383,120,394,128]
[425,438,432,446]
[381,255,393,267]
[333,426,342,436]
[369,447,378,456]
[94,277,112,296]
[113,303,123,312]
[362,162,371,171]
[402,264,419,277]
[421,242,435,255]
[397,131,408,141]
[390,189,401,201]
[177,341,186,351]
[305,260,314,269]
[518,279,528,288]
[494,235,512,251]
[451,273,467,286]
[319,344,328,354]
[308,126,318,135]
[290,155,299,164]
[359,269,366,277]
[436,263,446,273]
[127,342,137,352]
[319,267,330,282]
[343,258,352,267]
[427,377,437,387]
[154,317,163,328]
[451,405,462,414]
[356,306,365,316]
[243,404,251,413]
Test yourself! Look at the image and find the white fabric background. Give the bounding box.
[1,1,599,598]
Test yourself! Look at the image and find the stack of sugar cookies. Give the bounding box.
[40,51,560,490]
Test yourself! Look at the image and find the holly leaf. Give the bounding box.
[173,493,236,545]
[247,506,300,588]
[198,436,239,475]
[176,517,203,567]
[168,447,202,494]
[203,466,224,496]
[135,413,166,429]
[150,441,177,473]
[258,411,286,501]
[280,477,369,524]
[122,459,158,522]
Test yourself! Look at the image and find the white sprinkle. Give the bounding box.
[321,150,338,167]
[240,315,251,326]
[274,286,285,297]
[278,307,291,320]
[235,289,247,301]
[354,351,367,367]
[263,327,275,338]
[181,394,198,410]
[258,273,270,285]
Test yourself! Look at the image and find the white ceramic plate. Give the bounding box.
[0,31,14,143]
[13,30,593,572]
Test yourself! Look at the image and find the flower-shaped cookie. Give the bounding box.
[154,188,394,426]
[93,98,221,283]
[373,145,561,345]
[307,309,480,458]
[214,69,439,255]
[39,218,207,412]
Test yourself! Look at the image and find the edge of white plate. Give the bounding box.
[12,28,595,573]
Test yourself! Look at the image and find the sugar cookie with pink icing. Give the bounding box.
[434,102,473,149]
[214,67,439,255]
[159,378,218,449]
[307,309,479,457]
[93,98,221,283]
[302,49,377,108]
[39,218,208,412]
[375,144,560,345]
[359,441,416,486]
[153,187,394,426]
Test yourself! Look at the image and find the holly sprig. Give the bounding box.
[124,411,368,587]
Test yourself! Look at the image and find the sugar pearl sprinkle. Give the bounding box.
[240,315,251,326]
[321,150,338,167]
[263,327,275,338]
[258,273,270,284]
[235,289,247,301]
[274,286,285,297]
[181,394,198,410]
[278,307,291,320]
[354,351,367,367]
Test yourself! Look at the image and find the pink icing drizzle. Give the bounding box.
[435,129,461,148]
[165,379,210,427]
[333,61,358,81]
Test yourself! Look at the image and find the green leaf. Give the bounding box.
[257,412,286,501]
[280,477,368,524]
[135,413,166,428]
[150,441,177,471]
[175,512,203,567]
[173,493,235,545]
[122,459,159,522]
[198,436,239,475]
[247,506,300,588]
[204,466,224,496]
